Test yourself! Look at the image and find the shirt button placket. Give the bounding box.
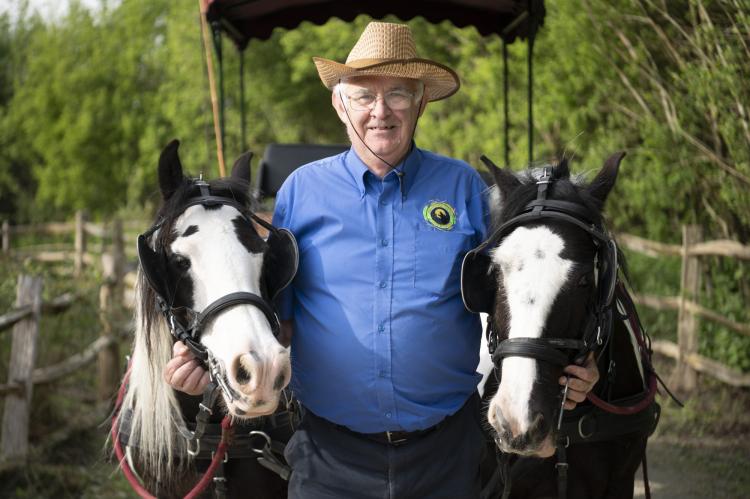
[374,183,396,423]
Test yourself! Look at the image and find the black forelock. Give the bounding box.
[490,162,606,235]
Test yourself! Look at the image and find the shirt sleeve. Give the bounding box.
[271,182,295,321]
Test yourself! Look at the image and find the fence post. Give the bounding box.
[2,220,9,254]
[97,219,123,402]
[74,210,88,277]
[674,224,702,392]
[0,275,43,462]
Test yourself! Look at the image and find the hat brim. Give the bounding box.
[313,57,460,102]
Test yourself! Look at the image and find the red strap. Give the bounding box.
[112,363,233,498]
[587,374,657,415]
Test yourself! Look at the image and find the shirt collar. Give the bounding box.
[343,143,423,199]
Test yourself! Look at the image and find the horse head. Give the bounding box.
[121,140,297,486]
[463,152,624,457]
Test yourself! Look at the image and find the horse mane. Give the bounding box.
[121,175,256,489]
[491,160,604,231]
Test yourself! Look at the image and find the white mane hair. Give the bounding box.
[119,275,187,484]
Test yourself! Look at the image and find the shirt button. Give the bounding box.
[378,324,385,333]
[380,199,387,206]
[379,281,387,288]
[381,239,389,246]
[385,412,392,419]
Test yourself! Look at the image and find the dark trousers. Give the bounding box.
[284,393,485,499]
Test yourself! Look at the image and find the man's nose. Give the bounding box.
[370,97,392,118]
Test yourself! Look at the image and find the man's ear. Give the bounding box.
[332,90,349,124]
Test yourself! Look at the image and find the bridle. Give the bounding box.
[137,179,298,403]
[468,162,669,499]
[463,166,620,499]
[462,166,618,372]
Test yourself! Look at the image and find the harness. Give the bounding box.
[114,179,299,498]
[464,165,663,499]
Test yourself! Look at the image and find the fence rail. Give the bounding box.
[0,221,132,463]
[618,225,750,389]
[2,211,143,277]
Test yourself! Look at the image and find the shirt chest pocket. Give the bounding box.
[413,223,474,294]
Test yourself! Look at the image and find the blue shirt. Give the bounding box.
[272,145,488,432]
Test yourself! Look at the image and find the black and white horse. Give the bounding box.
[467,153,661,498]
[113,141,296,498]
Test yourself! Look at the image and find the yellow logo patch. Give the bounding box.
[423,201,456,230]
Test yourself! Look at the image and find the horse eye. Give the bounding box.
[173,255,191,271]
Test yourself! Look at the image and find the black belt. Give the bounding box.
[308,411,448,447]
[357,423,444,446]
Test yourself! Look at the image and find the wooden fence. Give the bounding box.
[0,221,135,463]
[618,225,750,390]
[1,210,143,275]
[1,215,748,460]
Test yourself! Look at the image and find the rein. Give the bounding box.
[112,365,234,499]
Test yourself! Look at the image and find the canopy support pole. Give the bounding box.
[527,0,536,167]
[239,51,247,154]
[503,40,510,168]
[199,1,226,177]
[212,21,226,169]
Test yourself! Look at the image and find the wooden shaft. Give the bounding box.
[199,0,226,177]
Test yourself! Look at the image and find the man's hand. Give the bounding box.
[560,351,600,410]
[163,342,210,396]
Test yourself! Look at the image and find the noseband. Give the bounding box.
[138,180,296,402]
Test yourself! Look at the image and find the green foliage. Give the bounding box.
[0,1,747,369]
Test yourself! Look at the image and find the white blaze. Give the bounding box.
[490,226,572,433]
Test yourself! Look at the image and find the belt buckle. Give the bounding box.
[386,431,407,445]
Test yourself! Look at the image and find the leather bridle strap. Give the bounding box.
[493,337,586,367]
[193,291,280,337]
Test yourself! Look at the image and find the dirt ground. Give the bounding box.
[631,355,750,499]
[633,434,750,498]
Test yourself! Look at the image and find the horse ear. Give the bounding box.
[555,158,571,179]
[230,150,253,183]
[158,139,185,200]
[480,155,521,199]
[588,151,625,203]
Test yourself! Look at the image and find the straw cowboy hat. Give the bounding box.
[313,21,460,102]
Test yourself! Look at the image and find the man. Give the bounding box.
[165,21,599,498]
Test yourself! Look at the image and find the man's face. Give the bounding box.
[333,75,426,170]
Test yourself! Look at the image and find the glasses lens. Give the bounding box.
[384,90,414,110]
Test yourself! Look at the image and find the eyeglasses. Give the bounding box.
[342,86,423,112]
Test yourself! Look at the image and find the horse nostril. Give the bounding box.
[235,362,252,384]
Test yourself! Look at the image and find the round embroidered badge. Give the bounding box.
[422,201,456,231]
